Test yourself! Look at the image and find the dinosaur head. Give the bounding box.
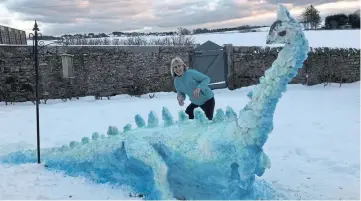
[266,4,300,45]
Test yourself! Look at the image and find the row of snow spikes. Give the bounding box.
[59,106,239,151]
[133,106,238,128]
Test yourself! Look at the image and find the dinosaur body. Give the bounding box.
[1,5,309,200]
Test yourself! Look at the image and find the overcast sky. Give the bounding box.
[0,0,359,36]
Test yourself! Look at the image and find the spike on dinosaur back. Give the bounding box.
[178,110,188,123]
[213,108,225,123]
[81,137,90,144]
[135,115,146,128]
[69,141,77,148]
[92,132,100,140]
[123,124,132,132]
[147,111,159,128]
[107,126,119,135]
[194,108,208,124]
[225,106,237,120]
[162,107,174,127]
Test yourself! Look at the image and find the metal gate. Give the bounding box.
[192,40,227,90]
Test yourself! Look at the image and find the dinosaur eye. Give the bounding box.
[278,30,286,36]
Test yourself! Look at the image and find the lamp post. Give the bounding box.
[29,20,41,164]
[28,21,69,164]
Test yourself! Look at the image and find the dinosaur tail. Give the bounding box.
[238,36,309,148]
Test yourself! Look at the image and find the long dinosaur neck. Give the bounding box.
[238,31,309,148]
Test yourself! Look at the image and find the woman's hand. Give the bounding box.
[177,95,184,106]
[193,88,200,98]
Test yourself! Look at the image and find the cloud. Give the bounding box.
[5,0,150,23]
[150,0,257,28]
[0,0,359,36]
[247,0,352,6]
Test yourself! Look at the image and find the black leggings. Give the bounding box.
[185,97,215,120]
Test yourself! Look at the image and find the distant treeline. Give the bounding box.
[323,13,360,29]
[28,35,62,40]
[192,25,267,34]
[31,24,267,40]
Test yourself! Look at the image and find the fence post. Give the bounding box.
[224,44,234,90]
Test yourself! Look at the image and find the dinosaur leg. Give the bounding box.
[135,144,173,200]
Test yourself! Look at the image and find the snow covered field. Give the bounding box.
[0,82,359,199]
[26,28,360,49]
[191,29,360,48]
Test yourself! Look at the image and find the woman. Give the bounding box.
[170,57,215,120]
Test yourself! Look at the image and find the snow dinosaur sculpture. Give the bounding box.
[1,4,309,200]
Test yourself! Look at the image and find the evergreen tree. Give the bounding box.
[325,14,349,29]
[300,5,322,29]
[348,13,360,28]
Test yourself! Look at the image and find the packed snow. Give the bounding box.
[26,28,360,49]
[0,82,359,200]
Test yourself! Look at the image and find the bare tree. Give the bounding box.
[56,35,195,46]
[178,27,191,35]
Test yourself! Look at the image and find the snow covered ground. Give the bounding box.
[0,82,359,200]
[26,28,361,49]
[190,29,360,48]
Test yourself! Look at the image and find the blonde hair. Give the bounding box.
[170,56,188,77]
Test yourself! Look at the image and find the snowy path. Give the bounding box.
[0,82,359,199]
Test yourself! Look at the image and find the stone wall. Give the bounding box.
[228,45,360,89]
[0,44,359,103]
[0,45,193,102]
